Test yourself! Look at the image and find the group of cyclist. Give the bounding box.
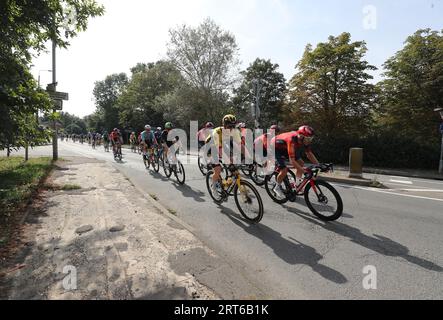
[196,114,319,199]
[62,113,319,199]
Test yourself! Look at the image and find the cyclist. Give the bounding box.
[110,128,123,157]
[141,125,158,162]
[197,122,214,150]
[269,125,320,198]
[205,114,250,196]
[154,127,162,142]
[129,132,137,152]
[161,122,180,167]
[91,132,98,149]
[254,124,281,165]
[102,130,110,151]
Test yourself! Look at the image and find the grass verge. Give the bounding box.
[0,157,54,249]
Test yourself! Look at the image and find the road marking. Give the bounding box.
[389,179,413,185]
[333,184,443,202]
[394,189,443,193]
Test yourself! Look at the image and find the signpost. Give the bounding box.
[435,108,443,174]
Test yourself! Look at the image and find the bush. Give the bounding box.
[313,133,440,170]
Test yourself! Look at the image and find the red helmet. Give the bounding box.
[205,122,214,128]
[270,125,281,134]
[298,125,315,137]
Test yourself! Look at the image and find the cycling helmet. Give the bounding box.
[270,125,281,134]
[236,122,246,129]
[222,114,237,127]
[205,122,214,128]
[156,127,162,131]
[144,125,151,130]
[113,128,118,132]
[165,122,173,129]
[298,125,315,137]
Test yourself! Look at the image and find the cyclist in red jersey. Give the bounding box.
[269,125,319,198]
[254,125,280,162]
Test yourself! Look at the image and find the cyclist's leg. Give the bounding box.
[275,149,289,184]
[295,159,305,179]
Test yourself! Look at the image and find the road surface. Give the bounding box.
[2,141,442,299]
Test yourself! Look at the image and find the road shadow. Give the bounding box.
[218,206,348,284]
[283,200,354,219]
[171,183,206,203]
[283,206,442,272]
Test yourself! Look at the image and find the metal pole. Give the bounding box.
[439,135,443,174]
[52,39,58,161]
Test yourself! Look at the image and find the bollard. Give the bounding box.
[349,148,363,179]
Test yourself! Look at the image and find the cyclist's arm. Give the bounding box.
[306,150,319,165]
[289,143,306,173]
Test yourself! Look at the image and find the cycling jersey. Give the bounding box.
[161,130,178,148]
[110,131,121,143]
[270,131,312,161]
[141,131,155,143]
[205,127,242,148]
[197,128,212,142]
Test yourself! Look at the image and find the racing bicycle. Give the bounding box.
[265,163,343,221]
[206,164,264,224]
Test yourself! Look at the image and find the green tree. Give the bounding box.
[166,18,239,125]
[377,29,443,146]
[0,0,104,151]
[233,58,287,128]
[118,61,182,131]
[92,73,128,131]
[286,33,377,137]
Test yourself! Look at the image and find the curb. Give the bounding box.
[318,175,379,188]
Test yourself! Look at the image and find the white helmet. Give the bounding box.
[145,125,151,130]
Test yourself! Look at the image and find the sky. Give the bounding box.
[31,0,443,118]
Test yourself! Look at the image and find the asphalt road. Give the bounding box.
[2,141,442,299]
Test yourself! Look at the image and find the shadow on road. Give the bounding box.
[171,183,206,203]
[283,206,443,272]
[217,206,348,284]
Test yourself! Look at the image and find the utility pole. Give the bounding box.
[52,38,58,161]
[252,79,262,129]
[435,108,443,174]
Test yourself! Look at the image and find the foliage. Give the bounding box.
[233,58,287,128]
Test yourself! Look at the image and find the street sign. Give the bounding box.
[48,91,69,101]
[52,99,63,110]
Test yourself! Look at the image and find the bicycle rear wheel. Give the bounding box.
[234,180,264,223]
[304,180,343,221]
[251,164,266,186]
[265,172,290,204]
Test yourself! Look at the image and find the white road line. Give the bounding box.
[394,189,443,193]
[333,184,443,202]
[389,179,413,185]
[384,182,428,188]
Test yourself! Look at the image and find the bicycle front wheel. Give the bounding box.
[175,161,186,185]
[304,180,343,221]
[153,154,160,173]
[206,171,224,204]
[234,180,264,223]
[163,158,172,178]
[198,155,208,176]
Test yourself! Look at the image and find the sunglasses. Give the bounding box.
[300,135,314,143]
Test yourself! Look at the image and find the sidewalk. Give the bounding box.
[0,157,251,300]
